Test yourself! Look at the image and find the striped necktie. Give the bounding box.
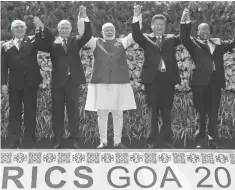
[17,39,22,50]
[157,36,161,43]
[202,40,211,53]
[62,39,68,54]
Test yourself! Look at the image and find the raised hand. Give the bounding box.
[134,4,142,17]
[181,8,190,23]
[33,16,44,30]
[79,5,87,18]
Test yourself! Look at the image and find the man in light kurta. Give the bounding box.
[78,15,141,148]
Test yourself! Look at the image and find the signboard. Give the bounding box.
[1,149,235,190]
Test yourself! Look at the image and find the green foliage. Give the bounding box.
[1,1,235,39]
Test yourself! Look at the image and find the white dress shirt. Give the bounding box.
[204,40,216,71]
[133,15,166,71]
[13,37,23,50]
[181,20,216,71]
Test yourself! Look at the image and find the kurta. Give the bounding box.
[83,35,136,111]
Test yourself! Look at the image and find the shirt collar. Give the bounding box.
[58,36,68,41]
[148,33,163,39]
[14,37,24,42]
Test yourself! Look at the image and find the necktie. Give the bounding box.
[156,36,161,46]
[202,40,215,72]
[157,37,161,43]
[62,39,68,54]
[62,39,70,75]
[155,36,165,72]
[17,39,22,50]
[202,40,210,53]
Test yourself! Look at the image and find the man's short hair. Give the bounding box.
[57,20,71,28]
[198,23,210,31]
[102,22,115,31]
[11,20,26,31]
[151,14,167,24]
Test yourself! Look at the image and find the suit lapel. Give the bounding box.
[10,39,19,52]
[19,36,28,51]
[54,37,68,54]
[194,38,213,57]
[66,37,72,53]
[145,33,167,50]
[159,34,166,49]
[208,39,216,54]
[145,33,158,47]
[152,34,166,49]
[196,39,211,55]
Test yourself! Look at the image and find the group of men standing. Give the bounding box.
[1,5,234,149]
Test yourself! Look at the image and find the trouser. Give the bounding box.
[147,107,172,144]
[8,85,38,141]
[144,74,175,144]
[97,110,123,144]
[52,76,80,141]
[192,72,221,142]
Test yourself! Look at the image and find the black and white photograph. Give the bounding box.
[1,1,235,189]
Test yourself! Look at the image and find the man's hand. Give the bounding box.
[134,4,142,17]
[1,85,8,97]
[181,8,190,23]
[78,5,87,18]
[34,16,44,30]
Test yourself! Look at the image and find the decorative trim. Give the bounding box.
[1,151,234,165]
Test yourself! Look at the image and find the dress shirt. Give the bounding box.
[203,39,216,71]
[133,16,166,71]
[13,37,24,50]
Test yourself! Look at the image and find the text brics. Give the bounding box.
[1,166,232,189]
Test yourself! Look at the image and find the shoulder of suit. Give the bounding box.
[1,40,13,51]
[74,35,81,40]
[165,34,175,38]
[143,33,154,40]
[143,33,151,38]
[28,35,35,40]
[54,36,62,44]
[96,37,106,43]
[210,38,221,45]
[190,36,197,41]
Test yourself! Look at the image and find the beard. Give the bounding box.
[104,34,115,40]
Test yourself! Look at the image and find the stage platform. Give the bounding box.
[1,149,235,190]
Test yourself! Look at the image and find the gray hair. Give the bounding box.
[57,20,72,28]
[11,20,26,31]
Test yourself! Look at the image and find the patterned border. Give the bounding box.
[1,151,234,164]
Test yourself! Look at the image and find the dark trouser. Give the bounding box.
[52,76,80,141]
[8,85,38,141]
[144,74,175,144]
[192,72,221,143]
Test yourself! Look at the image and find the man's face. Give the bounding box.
[198,23,211,40]
[58,23,72,38]
[151,19,166,36]
[102,26,115,40]
[12,23,26,39]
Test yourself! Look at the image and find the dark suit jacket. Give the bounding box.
[1,32,46,90]
[132,21,181,85]
[180,23,235,88]
[36,22,92,87]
